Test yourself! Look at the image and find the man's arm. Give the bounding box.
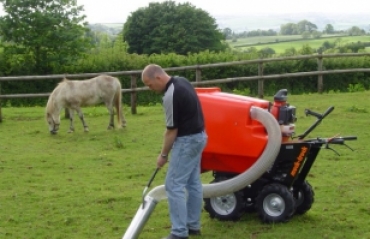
[162,128,178,155]
[157,128,178,168]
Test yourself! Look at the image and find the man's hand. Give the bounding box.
[157,154,168,168]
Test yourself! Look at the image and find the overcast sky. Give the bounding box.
[0,0,368,23]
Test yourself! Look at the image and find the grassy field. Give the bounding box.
[227,35,370,54]
[1,90,370,239]
[227,35,343,47]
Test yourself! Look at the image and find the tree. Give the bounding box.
[324,24,335,34]
[0,0,91,74]
[122,1,227,55]
[266,29,277,36]
[297,20,317,34]
[298,44,315,55]
[258,47,275,57]
[280,23,298,35]
[347,26,365,36]
[322,41,336,50]
[311,30,322,39]
[222,28,233,39]
[246,29,277,37]
[283,47,298,56]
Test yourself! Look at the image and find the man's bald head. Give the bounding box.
[141,64,171,93]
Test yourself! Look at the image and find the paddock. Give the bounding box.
[0,91,368,238]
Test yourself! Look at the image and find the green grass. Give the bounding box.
[227,35,305,46]
[1,91,370,239]
[228,35,370,54]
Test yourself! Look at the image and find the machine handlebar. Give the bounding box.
[340,136,358,140]
[304,136,357,155]
[328,136,357,144]
[305,106,334,119]
[322,106,335,118]
[306,136,357,144]
[296,106,357,155]
[298,106,335,140]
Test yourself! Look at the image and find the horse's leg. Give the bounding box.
[68,108,75,133]
[105,102,115,130]
[121,107,127,127]
[76,108,89,132]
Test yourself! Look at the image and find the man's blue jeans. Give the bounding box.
[165,131,208,238]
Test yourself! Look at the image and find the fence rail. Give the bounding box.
[0,52,370,122]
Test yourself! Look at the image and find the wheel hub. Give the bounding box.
[210,193,237,216]
[263,193,285,216]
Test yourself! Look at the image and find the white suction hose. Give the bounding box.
[122,106,282,239]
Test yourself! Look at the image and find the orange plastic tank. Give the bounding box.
[196,87,271,174]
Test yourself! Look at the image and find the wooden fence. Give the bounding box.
[0,52,370,122]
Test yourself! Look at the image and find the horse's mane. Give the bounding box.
[46,78,69,114]
[51,78,71,92]
[60,77,70,84]
[46,93,55,115]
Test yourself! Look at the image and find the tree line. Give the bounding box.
[223,20,368,40]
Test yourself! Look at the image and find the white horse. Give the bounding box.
[45,75,126,134]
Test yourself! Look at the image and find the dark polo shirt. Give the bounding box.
[163,76,204,137]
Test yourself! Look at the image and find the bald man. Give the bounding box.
[142,64,208,239]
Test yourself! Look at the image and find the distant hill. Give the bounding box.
[92,12,370,36]
[215,12,370,33]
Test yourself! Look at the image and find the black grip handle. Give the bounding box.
[329,138,345,144]
[305,109,322,118]
[328,136,357,144]
[341,136,357,141]
[322,106,335,118]
[305,106,334,119]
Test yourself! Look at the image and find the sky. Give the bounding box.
[0,0,368,24]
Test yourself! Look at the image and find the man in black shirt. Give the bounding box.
[142,64,208,239]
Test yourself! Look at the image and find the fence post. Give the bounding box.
[0,83,2,123]
[258,60,264,98]
[130,74,137,115]
[317,50,324,94]
[195,67,202,82]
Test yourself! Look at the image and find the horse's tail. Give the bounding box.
[114,79,125,128]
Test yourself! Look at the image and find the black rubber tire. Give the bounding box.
[256,183,295,223]
[294,181,315,215]
[203,177,245,221]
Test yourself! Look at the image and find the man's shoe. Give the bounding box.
[162,234,188,239]
[188,229,201,236]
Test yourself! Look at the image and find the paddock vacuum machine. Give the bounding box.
[122,87,357,238]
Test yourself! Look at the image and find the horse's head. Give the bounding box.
[46,112,60,134]
[46,82,65,134]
